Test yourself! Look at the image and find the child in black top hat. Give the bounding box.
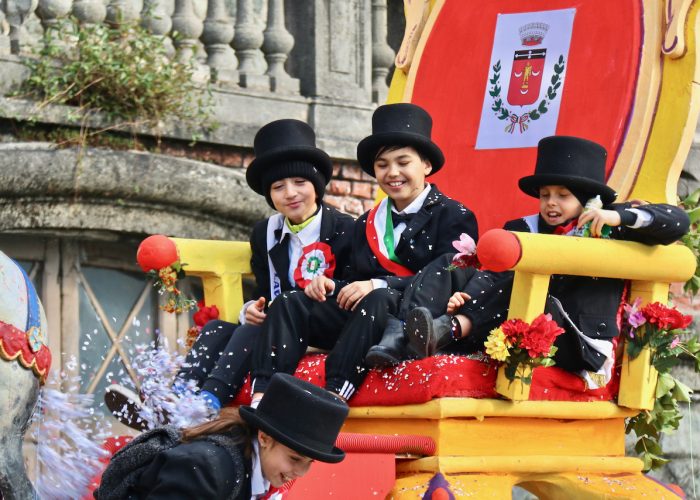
[250,103,479,402]
[402,136,689,386]
[95,373,348,500]
[105,120,354,429]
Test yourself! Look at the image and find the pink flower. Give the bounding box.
[670,336,680,349]
[453,233,476,256]
[451,233,480,269]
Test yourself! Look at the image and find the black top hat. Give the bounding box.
[518,136,617,204]
[357,103,445,177]
[246,119,333,196]
[239,373,349,463]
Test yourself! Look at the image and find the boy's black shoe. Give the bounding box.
[105,384,149,431]
[365,316,407,368]
[405,307,453,358]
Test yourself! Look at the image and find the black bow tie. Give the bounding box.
[391,211,415,227]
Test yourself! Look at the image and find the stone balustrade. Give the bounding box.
[1,0,396,104]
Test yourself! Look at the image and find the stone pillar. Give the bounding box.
[105,0,143,25]
[371,0,394,103]
[72,0,106,25]
[171,0,204,63]
[232,0,268,89]
[35,0,73,32]
[287,0,372,102]
[201,0,237,82]
[261,0,298,93]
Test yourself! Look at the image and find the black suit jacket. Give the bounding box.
[249,202,355,301]
[461,203,690,372]
[346,184,479,291]
[130,438,252,499]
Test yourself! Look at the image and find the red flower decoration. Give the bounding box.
[192,301,220,327]
[641,302,692,331]
[294,242,336,289]
[520,313,565,358]
[500,318,530,341]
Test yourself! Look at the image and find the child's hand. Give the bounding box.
[244,297,267,325]
[337,280,374,311]
[305,276,336,302]
[446,292,471,315]
[577,208,621,237]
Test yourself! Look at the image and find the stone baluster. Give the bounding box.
[200,0,236,82]
[232,0,268,89]
[0,7,10,54]
[371,0,394,103]
[72,0,106,25]
[35,0,73,32]
[171,0,204,63]
[261,0,298,93]
[5,0,37,54]
[105,0,143,25]
[141,0,174,55]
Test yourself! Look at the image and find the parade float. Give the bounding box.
[3,0,700,498]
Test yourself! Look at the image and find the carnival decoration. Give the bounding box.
[622,299,700,470]
[0,251,51,500]
[447,233,479,270]
[186,300,220,349]
[137,234,196,313]
[476,9,574,149]
[293,242,336,288]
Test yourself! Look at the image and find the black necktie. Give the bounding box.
[391,211,415,227]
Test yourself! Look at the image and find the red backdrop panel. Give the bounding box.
[411,0,642,232]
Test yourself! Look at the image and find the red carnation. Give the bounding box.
[520,313,564,358]
[501,318,530,342]
[192,301,220,327]
[642,302,692,331]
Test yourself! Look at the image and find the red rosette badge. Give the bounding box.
[294,242,336,288]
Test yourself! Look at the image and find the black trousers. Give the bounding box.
[394,253,504,353]
[178,319,259,405]
[251,287,402,399]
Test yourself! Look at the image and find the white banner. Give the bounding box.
[475,9,576,150]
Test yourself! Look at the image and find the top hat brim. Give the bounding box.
[518,174,617,205]
[356,132,445,177]
[247,146,333,195]
[239,406,346,463]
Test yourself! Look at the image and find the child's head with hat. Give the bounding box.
[239,373,348,486]
[518,136,616,228]
[246,119,332,224]
[357,103,444,211]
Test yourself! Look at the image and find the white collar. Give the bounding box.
[391,184,431,214]
[250,438,270,498]
[280,208,323,247]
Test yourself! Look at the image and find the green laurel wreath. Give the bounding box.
[489,54,566,122]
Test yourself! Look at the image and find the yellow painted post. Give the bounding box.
[495,271,551,400]
[170,238,252,322]
[617,280,671,410]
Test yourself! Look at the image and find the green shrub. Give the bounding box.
[19,18,211,128]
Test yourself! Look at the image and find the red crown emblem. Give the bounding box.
[519,22,549,46]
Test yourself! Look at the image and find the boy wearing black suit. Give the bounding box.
[105,120,355,427]
[404,136,689,385]
[250,103,479,401]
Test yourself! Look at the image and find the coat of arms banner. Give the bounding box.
[476,8,576,150]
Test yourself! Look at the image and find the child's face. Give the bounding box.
[269,177,317,224]
[258,432,314,487]
[538,185,583,226]
[373,146,432,211]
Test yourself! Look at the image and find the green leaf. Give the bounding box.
[671,378,693,402]
[529,110,540,120]
[656,372,676,398]
[538,101,548,113]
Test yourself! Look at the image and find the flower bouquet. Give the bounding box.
[485,313,565,399]
[622,298,700,470]
[146,261,197,314]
